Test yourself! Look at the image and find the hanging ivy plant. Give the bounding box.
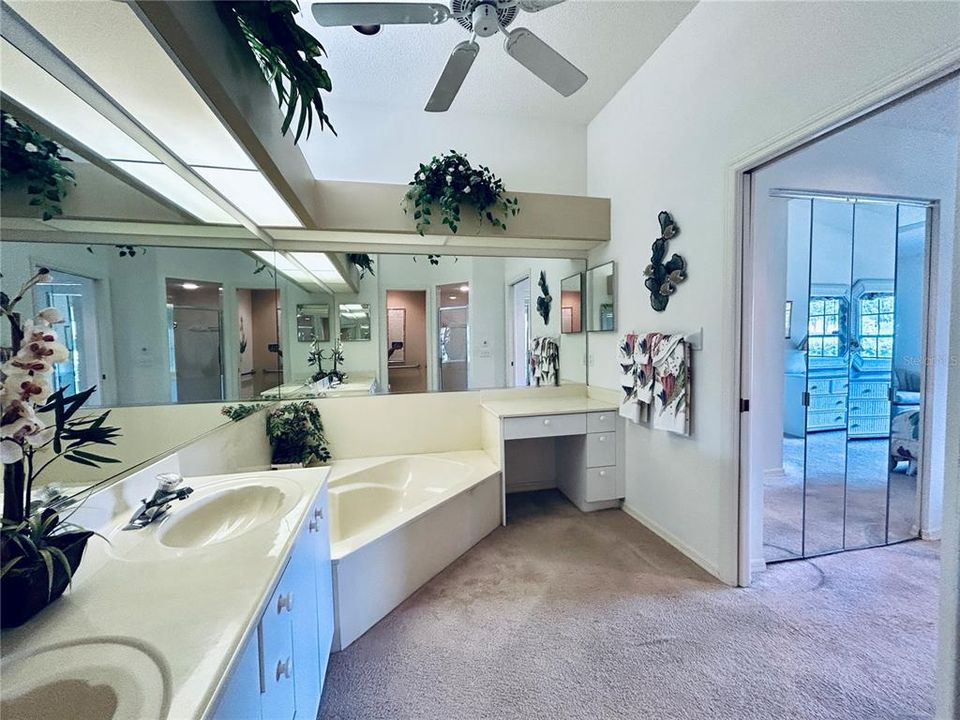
[226,0,335,143]
[0,111,75,221]
[346,253,375,278]
[402,150,519,236]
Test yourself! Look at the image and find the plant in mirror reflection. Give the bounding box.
[266,402,331,466]
[221,403,263,422]
[0,269,122,626]
[0,110,75,222]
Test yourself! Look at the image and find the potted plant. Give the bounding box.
[266,402,331,468]
[402,150,519,236]
[1,110,76,221]
[1,269,122,628]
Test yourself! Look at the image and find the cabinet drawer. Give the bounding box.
[830,378,849,394]
[849,416,891,436]
[806,380,833,395]
[848,399,890,417]
[260,573,296,720]
[810,395,846,411]
[587,411,616,433]
[807,410,846,430]
[850,382,888,399]
[586,432,616,467]
[503,413,585,440]
[584,467,617,502]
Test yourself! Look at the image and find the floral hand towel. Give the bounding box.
[651,334,690,436]
[618,333,644,422]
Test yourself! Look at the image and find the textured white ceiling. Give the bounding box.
[297,1,696,124]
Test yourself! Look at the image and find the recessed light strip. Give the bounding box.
[0,3,273,246]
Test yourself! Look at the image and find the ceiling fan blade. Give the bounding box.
[517,0,566,13]
[425,40,479,112]
[503,27,586,97]
[311,2,450,27]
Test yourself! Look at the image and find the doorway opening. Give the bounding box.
[508,276,531,387]
[166,278,224,403]
[33,269,102,405]
[386,289,427,393]
[437,282,469,392]
[741,73,957,574]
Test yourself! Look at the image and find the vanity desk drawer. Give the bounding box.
[503,413,586,440]
[586,432,616,467]
[584,467,617,502]
[587,411,616,433]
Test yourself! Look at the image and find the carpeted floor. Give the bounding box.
[320,491,940,720]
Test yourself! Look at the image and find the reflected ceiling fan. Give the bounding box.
[311,0,587,112]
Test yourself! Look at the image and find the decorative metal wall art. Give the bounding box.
[643,211,687,312]
[536,270,552,324]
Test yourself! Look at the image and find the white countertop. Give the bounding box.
[481,396,618,419]
[1,467,330,720]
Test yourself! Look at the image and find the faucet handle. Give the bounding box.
[156,473,183,492]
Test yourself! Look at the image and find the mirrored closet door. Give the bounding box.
[771,195,928,561]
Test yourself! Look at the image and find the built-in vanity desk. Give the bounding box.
[482,396,625,518]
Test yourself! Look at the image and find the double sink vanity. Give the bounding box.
[1,468,334,720]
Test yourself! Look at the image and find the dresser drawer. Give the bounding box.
[806,380,833,395]
[587,411,616,433]
[849,416,891,436]
[586,432,616,467]
[503,413,585,440]
[848,399,890,417]
[585,467,617,502]
[810,395,846,411]
[807,410,846,430]
[850,382,888,399]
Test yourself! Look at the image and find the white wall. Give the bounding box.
[299,101,587,195]
[585,0,960,583]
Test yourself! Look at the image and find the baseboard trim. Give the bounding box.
[750,558,767,573]
[621,502,727,583]
[763,467,787,481]
[921,528,941,541]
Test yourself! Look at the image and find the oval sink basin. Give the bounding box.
[156,483,293,549]
[1,639,169,720]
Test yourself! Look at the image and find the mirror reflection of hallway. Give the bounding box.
[386,290,427,393]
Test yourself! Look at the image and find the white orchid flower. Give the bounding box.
[23,142,38,153]
[36,307,64,325]
[3,372,52,404]
[0,439,23,464]
[4,116,18,128]
[445,175,452,184]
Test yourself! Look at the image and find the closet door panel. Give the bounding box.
[802,199,852,557]
[844,203,896,550]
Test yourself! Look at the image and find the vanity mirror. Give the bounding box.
[338,303,372,341]
[586,261,616,332]
[297,303,331,342]
[560,273,584,334]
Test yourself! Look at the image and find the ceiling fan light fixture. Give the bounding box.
[352,23,382,35]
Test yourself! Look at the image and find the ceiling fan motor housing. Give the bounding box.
[471,1,500,36]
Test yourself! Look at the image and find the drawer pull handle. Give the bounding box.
[863,388,871,394]
[599,470,606,477]
[277,593,294,614]
[276,658,291,682]
[543,418,551,426]
[598,415,605,421]
[314,507,324,520]
[598,435,606,442]
[309,519,319,533]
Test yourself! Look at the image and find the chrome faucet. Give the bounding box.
[122,473,194,531]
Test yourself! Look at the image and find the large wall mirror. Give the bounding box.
[1,133,593,503]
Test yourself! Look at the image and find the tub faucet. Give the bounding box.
[122,473,194,531]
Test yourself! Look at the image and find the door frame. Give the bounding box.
[731,57,960,717]
[505,273,531,387]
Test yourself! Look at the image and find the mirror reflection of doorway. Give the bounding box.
[508,276,531,386]
[166,279,223,403]
[32,269,102,405]
[236,288,282,398]
[437,283,469,392]
[386,290,427,393]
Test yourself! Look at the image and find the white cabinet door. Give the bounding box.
[260,567,296,720]
[210,632,261,720]
[291,520,322,720]
[312,484,335,680]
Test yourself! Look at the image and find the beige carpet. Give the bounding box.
[319,490,940,720]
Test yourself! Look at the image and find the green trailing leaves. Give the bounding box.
[227,1,336,144]
[266,401,332,465]
[402,151,519,236]
[1,110,76,221]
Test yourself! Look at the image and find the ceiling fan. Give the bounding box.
[310,0,587,112]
